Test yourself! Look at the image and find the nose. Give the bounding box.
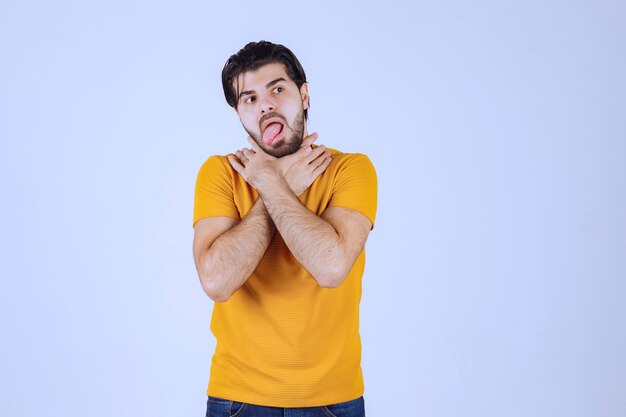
[259,96,276,114]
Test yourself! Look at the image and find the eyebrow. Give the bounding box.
[238,77,287,100]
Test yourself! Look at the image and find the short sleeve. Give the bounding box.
[193,155,240,228]
[327,153,378,229]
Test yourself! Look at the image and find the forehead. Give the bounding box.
[235,62,295,90]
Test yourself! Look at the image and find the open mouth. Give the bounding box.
[262,122,285,146]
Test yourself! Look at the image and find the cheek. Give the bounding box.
[284,100,302,120]
[240,113,259,130]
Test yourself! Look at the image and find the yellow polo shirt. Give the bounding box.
[193,148,377,407]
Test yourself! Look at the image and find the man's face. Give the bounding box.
[234,62,309,158]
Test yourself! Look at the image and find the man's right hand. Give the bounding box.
[279,133,332,195]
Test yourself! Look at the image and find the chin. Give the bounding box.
[268,134,303,158]
[244,111,305,157]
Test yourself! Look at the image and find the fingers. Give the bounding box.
[311,153,332,176]
[241,148,254,160]
[303,145,327,165]
[309,149,332,170]
[227,154,244,175]
[286,133,321,162]
[289,143,313,161]
[228,146,258,173]
[234,150,246,164]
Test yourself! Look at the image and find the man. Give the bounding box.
[193,41,377,417]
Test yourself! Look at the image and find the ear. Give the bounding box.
[300,83,309,110]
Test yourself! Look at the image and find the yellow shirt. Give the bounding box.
[193,148,377,407]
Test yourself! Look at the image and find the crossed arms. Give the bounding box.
[192,134,372,302]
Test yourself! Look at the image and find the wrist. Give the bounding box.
[258,171,291,200]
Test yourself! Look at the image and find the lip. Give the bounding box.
[260,116,285,133]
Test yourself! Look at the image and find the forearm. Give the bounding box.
[259,177,345,287]
[199,198,275,301]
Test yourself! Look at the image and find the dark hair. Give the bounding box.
[222,41,309,120]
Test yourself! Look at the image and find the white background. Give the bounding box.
[1,1,625,416]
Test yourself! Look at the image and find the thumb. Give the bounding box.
[300,132,319,148]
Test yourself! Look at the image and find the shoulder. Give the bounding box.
[196,154,238,178]
[198,154,233,171]
[324,148,376,175]
[194,154,243,193]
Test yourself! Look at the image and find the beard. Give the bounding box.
[244,109,305,158]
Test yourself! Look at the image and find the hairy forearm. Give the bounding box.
[199,198,275,301]
[259,177,345,287]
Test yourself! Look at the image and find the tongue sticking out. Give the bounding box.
[262,122,284,145]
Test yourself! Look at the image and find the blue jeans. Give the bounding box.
[205,395,366,417]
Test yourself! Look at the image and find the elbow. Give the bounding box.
[319,278,344,289]
[200,275,232,302]
[208,291,231,303]
[316,264,349,289]
[315,247,358,288]
[204,285,232,303]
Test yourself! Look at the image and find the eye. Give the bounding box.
[273,86,283,94]
[244,96,256,104]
